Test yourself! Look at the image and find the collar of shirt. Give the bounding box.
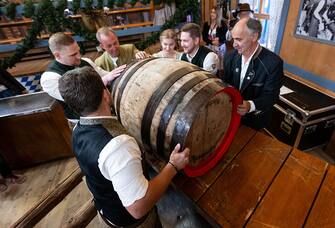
[81,116,114,120]
[240,44,259,89]
[241,44,259,66]
[108,53,118,67]
[186,46,199,62]
[79,116,116,125]
[0,85,7,92]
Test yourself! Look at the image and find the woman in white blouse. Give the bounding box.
[153,29,182,59]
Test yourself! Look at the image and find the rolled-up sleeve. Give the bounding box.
[40,71,63,101]
[203,52,219,75]
[98,135,149,207]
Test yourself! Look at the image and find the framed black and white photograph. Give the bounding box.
[295,0,335,44]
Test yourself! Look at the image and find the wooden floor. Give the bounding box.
[1,125,335,227]
[0,157,104,227]
[1,158,74,226]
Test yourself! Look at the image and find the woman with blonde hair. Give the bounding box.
[153,29,182,59]
[202,6,228,54]
[202,6,228,70]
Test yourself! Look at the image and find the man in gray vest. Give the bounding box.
[180,23,219,75]
[41,32,126,121]
[59,66,190,227]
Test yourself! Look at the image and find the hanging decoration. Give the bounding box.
[0,0,199,70]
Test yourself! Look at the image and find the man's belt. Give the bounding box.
[98,210,149,228]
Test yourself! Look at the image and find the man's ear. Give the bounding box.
[252,33,259,42]
[54,51,60,59]
[103,88,109,99]
[195,37,200,45]
[103,88,112,103]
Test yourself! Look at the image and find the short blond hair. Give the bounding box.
[96,26,117,43]
[159,29,177,42]
[48,32,75,53]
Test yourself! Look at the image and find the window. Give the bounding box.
[239,0,284,51]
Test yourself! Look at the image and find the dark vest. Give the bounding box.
[45,60,92,119]
[181,46,212,68]
[72,123,141,226]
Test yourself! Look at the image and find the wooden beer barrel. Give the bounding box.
[111,58,242,177]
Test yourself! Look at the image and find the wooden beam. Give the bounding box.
[11,166,83,228]
[63,198,97,228]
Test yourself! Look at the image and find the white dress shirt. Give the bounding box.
[240,45,259,112]
[40,57,108,101]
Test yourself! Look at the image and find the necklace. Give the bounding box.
[163,51,176,58]
[209,23,217,39]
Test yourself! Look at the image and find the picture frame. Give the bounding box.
[295,0,335,45]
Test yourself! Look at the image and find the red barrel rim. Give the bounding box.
[184,86,242,177]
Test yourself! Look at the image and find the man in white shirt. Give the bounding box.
[40,32,126,120]
[180,23,219,75]
[58,66,190,227]
[222,18,283,130]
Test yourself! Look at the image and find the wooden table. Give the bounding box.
[147,125,335,227]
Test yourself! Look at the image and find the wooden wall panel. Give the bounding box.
[201,0,214,25]
[280,1,335,94]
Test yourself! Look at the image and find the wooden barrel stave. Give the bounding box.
[163,78,223,157]
[168,80,231,166]
[183,88,232,166]
[150,71,211,155]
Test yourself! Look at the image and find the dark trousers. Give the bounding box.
[0,152,13,177]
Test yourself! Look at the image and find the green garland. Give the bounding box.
[5,2,18,20]
[72,0,81,14]
[23,0,34,18]
[141,0,150,5]
[107,0,115,9]
[0,0,97,69]
[0,0,198,70]
[83,0,94,9]
[116,0,126,8]
[1,5,44,69]
[130,0,137,7]
[97,0,104,9]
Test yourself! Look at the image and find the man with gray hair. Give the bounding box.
[41,32,126,121]
[95,26,149,71]
[222,18,283,130]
